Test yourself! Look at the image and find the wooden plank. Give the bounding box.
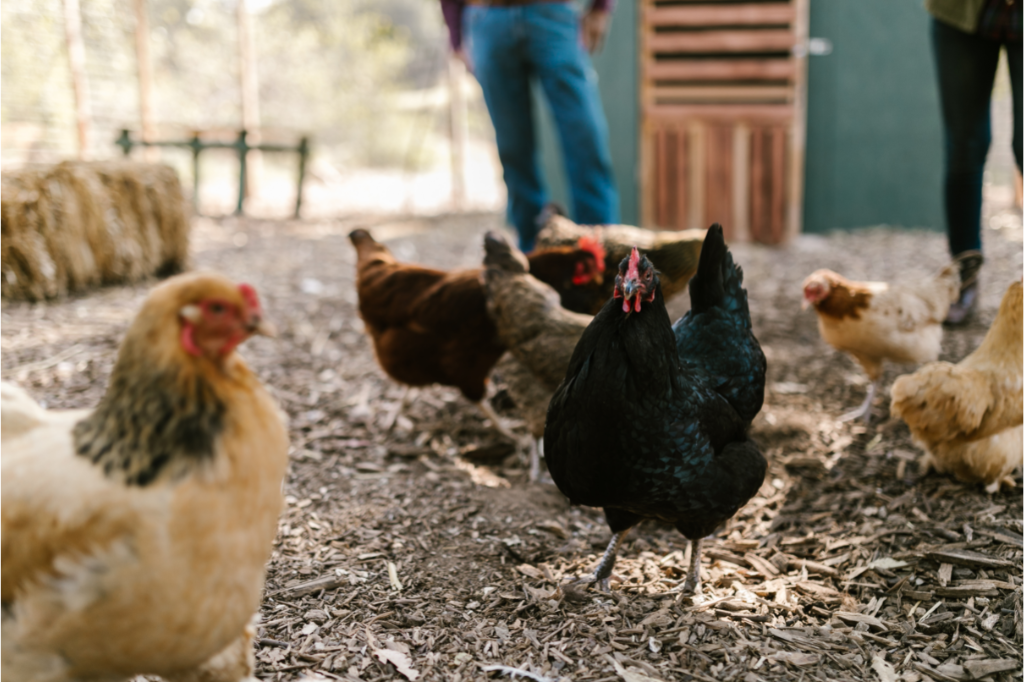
[749,127,764,241]
[688,122,706,230]
[656,128,669,226]
[646,3,795,28]
[647,30,795,54]
[676,126,689,230]
[651,85,793,103]
[705,124,734,235]
[645,59,795,82]
[769,126,786,243]
[732,124,751,241]
[646,104,794,121]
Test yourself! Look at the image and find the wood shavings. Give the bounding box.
[4,214,1021,682]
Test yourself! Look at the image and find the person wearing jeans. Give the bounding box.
[440,0,620,252]
[928,0,1022,324]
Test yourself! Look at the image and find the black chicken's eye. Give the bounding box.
[209,303,226,315]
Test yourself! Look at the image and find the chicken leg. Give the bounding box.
[572,528,631,592]
[676,538,704,596]
[476,398,518,442]
[382,386,416,431]
[839,378,878,423]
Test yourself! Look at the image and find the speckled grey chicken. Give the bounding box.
[482,232,592,481]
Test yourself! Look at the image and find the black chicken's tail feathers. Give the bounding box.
[687,223,750,322]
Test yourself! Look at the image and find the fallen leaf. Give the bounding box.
[373,647,420,680]
[872,655,897,682]
[611,658,668,682]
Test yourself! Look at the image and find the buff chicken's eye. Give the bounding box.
[209,303,226,315]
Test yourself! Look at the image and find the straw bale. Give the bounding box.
[1,161,190,300]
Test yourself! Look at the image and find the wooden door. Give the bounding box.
[639,0,809,244]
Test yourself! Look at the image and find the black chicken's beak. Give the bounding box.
[622,278,639,301]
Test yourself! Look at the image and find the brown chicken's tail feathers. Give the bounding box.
[483,231,529,274]
[891,363,992,443]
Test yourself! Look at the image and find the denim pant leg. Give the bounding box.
[931,18,1002,257]
[465,6,547,251]
[1008,40,1022,171]
[526,3,620,227]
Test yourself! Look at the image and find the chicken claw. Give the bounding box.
[569,528,631,593]
[838,379,878,423]
[668,538,705,600]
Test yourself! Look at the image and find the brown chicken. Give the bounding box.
[1,273,288,681]
[483,232,593,481]
[526,233,606,315]
[535,211,705,307]
[349,229,604,435]
[801,264,961,422]
[891,281,1023,491]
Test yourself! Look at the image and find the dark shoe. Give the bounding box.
[945,251,983,325]
[945,280,979,325]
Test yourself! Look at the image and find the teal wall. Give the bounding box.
[535,0,639,225]
[803,0,945,233]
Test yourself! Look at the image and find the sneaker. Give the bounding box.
[945,251,983,325]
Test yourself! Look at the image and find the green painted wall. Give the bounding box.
[535,0,639,225]
[803,0,945,233]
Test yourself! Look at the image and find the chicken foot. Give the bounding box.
[476,398,518,442]
[382,386,417,431]
[839,379,878,423]
[668,538,704,597]
[527,438,553,484]
[572,528,632,592]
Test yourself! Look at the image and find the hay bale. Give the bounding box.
[1,161,190,300]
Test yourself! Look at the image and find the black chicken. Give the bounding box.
[544,224,767,595]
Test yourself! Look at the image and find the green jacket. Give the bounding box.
[925,0,985,33]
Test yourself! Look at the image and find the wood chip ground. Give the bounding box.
[2,210,1021,682]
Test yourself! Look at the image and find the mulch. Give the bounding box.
[2,209,1021,682]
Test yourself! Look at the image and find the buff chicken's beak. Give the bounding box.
[248,313,277,338]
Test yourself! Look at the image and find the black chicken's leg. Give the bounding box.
[679,538,704,595]
[573,528,631,592]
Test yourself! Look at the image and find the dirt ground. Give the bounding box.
[2,209,1022,682]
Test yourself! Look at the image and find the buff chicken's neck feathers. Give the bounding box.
[2,272,289,682]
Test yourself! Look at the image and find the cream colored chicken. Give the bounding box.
[1,272,288,682]
[801,263,960,422]
[891,281,1023,492]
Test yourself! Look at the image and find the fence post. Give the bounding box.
[295,136,309,219]
[236,129,248,216]
[116,129,133,157]
[190,133,202,214]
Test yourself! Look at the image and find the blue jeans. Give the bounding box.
[931,18,1022,257]
[465,2,619,251]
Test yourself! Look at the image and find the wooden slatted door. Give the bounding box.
[640,0,809,244]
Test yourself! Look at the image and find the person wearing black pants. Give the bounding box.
[928,0,1022,324]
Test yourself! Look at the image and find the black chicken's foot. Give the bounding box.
[838,379,878,423]
[571,528,631,592]
[669,538,704,600]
